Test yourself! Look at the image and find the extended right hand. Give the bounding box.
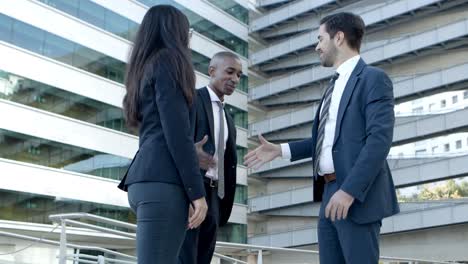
[195,135,216,170]
[188,197,208,229]
[244,134,281,170]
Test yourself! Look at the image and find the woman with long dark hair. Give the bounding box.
[118,5,208,263]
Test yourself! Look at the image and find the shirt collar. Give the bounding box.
[207,86,222,103]
[336,55,360,77]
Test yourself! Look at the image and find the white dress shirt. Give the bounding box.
[281,55,361,175]
[205,86,229,180]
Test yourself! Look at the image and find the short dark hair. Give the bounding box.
[211,51,241,62]
[320,12,365,52]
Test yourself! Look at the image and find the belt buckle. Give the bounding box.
[210,179,216,188]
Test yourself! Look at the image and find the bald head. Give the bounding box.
[208,52,243,100]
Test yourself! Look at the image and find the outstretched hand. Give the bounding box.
[244,134,282,170]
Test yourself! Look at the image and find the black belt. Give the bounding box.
[204,177,218,188]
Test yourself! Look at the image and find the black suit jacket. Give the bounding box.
[194,87,237,226]
[118,53,205,202]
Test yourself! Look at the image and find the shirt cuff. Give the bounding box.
[280,143,292,160]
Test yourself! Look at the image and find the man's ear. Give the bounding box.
[335,31,346,47]
[208,66,215,77]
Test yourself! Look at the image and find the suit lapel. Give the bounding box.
[333,59,366,145]
[200,87,215,143]
[224,109,236,154]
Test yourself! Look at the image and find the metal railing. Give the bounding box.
[0,212,461,263]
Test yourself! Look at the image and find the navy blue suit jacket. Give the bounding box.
[289,59,399,224]
[118,54,205,202]
[194,87,237,226]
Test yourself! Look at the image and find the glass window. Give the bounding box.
[0,14,126,84]
[11,20,45,55]
[415,149,426,156]
[43,34,75,65]
[234,185,247,205]
[464,91,468,99]
[78,0,106,28]
[0,69,130,134]
[0,14,13,42]
[226,105,247,129]
[239,75,248,93]
[192,51,210,75]
[105,10,133,40]
[217,223,247,243]
[452,95,458,104]
[432,146,438,153]
[41,0,80,17]
[0,189,135,225]
[39,0,138,41]
[412,106,423,114]
[444,143,450,152]
[137,0,248,57]
[0,128,130,180]
[441,100,446,108]
[456,140,462,149]
[236,146,247,164]
[207,0,249,24]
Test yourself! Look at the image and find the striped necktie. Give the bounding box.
[313,72,340,178]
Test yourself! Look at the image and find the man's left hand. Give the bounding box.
[325,189,355,221]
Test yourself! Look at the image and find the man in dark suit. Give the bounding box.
[179,51,241,264]
[245,12,399,263]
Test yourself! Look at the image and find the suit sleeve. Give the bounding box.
[289,138,313,162]
[154,63,205,201]
[340,71,395,202]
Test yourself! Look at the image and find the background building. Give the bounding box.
[2,0,468,263]
[0,0,249,263]
[247,0,468,263]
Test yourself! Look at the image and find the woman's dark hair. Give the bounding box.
[123,5,196,128]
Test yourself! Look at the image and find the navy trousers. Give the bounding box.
[128,182,189,264]
[318,181,381,264]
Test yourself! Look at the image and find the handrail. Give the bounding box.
[0,212,460,263]
[248,184,313,200]
[65,254,136,264]
[0,230,137,260]
[213,252,248,264]
[49,213,137,231]
[216,241,318,254]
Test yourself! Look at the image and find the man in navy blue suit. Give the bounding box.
[245,12,399,263]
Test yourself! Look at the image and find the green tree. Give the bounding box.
[397,179,468,201]
[418,179,461,200]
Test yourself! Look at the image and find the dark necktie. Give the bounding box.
[313,72,340,178]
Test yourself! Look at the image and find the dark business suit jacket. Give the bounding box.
[194,87,237,226]
[118,53,205,202]
[289,59,400,224]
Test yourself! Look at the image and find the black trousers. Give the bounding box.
[179,180,220,264]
